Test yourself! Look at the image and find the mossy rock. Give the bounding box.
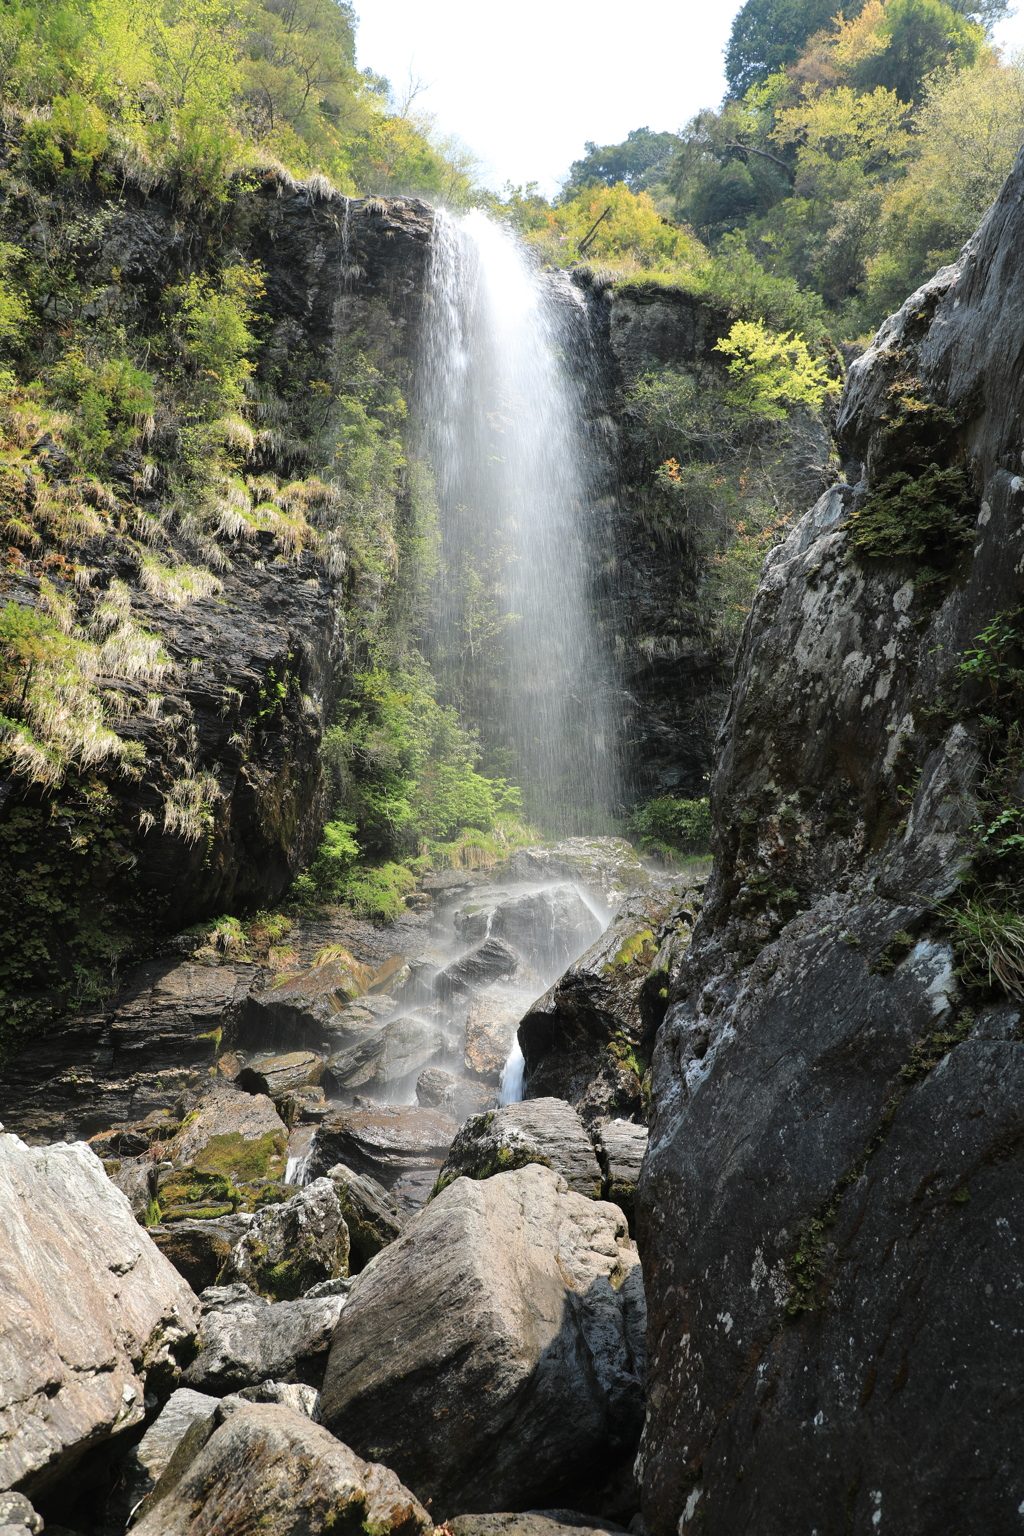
[193,1130,287,1184]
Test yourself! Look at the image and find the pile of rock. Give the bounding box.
[0,1098,649,1535]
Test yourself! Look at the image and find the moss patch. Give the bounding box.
[193,1130,287,1183]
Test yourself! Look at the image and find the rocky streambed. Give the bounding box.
[0,836,703,1534]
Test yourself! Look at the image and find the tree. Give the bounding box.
[561,127,682,198]
[725,0,853,96]
[855,0,986,102]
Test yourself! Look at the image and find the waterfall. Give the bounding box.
[417,210,617,833]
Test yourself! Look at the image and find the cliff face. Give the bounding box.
[0,179,432,1037]
[637,151,1024,1534]
[587,279,833,803]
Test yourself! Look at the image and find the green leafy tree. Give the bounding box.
[561,127,682,198]
[855,0,986,102]
[713,318,833,417]
[726,0,849,96]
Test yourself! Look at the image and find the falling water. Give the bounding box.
[417,210,617,832]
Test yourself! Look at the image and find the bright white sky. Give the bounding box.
[354,1,1024,198]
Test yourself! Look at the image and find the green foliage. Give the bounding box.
[0,0,479,204]
[848,464,975,562]
[561,127,682,198]
[856,0,985,102]
[295,660,527,922]
[726,0,842,96]
[940,898,1024,996]
[526,182,703,274]
[713,318,833,418]
[847,378,975,591]
[23,90,109,179]
[634,0,1024,343]
[42,346,154,465]
[169,263,264,415]
[622,358,822,647]
[629,796,712,861]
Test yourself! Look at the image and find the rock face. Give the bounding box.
[437,1099,603,1200]
[107,1387,218,1528]
[132,1400,431,1536]
[638,153,1024,1536]
[0,959,257,1142]
[0,1134,198,1496]
[320,1163,646,1518]
[323,1015,445,1096]
[325,1164,402,1271]
[592,1121,648,1231]
[520,886,698,1124]
[454,885,603,982]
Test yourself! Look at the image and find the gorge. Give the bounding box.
[2,33,1024,1536]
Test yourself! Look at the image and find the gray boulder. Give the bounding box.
[225,1178,349,1298]
[107,1387,218,1528]
[233,1380,321,1418]
[132,1400,431,1536]
[593,1121,648,1229]
[150,1215,253,1293]
[463,987,526,1083]
[325,1163,402,1270]
[323,1016,445,1095]
[0,1496,41,1534]
[454,885,603,982]
[519,888,696,1125]
[434,937,521,998]
[417,1067,496,1123]
[237,952,376,1052]
[235,1050,324,1098]
[183,1283,346,1394]
[320,1163,646,1516]
[0,1135,199,1497]
[310,1105,457,1213]
[168,1080,288,1176]
[437,1098,603,1199]
[451,1518,626,1536]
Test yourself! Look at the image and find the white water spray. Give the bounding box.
[418,210,617,831]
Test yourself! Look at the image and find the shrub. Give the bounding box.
[713,318,834,419]
[629,796,712,861]
[43,348,154,467]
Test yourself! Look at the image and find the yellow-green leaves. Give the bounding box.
[170,263,264,413]
[713,319,834,419]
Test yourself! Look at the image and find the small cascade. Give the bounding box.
[498,1039,526,1106]
[285,1134,316,1187]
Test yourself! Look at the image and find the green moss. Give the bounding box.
[430,1144,552,1199]
[606,929,656,970]
[194,1130,287,1183]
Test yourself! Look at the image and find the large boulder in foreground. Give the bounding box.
[437,1098,603,1199]
[519,886,698,1125]
[133,1400,431,1536]
[0,1133,199,1496]
[320,1163,646,1518]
